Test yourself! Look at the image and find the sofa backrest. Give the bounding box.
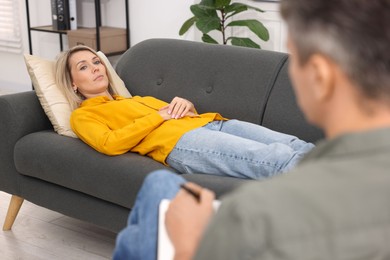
[116,39,323,143]
[261,60,323,142]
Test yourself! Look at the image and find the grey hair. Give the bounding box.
[281,0,390,102]
[55,45,118,111]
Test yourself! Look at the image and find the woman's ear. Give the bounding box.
[308,54,336,102]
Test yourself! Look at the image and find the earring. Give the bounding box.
[73,88,78,94]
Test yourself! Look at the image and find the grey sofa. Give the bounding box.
[0,39,323,233]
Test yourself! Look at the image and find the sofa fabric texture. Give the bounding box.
[0,39,323,232]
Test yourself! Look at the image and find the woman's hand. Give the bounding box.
[165,182,215,260]
[160,97,197,119]
[158,107,173,120]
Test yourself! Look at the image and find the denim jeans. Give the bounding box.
[167,120,315,180]
[113,170,185,260]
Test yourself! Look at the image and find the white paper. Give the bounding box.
[157,199,221,260]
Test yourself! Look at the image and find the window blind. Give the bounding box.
[0,0,22,53]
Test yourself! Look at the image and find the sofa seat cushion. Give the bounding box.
[14,131,248,208]
[14,131,172,208]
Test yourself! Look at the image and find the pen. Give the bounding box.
[180,183,200,202]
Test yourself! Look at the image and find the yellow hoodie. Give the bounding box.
[70,95,224,164]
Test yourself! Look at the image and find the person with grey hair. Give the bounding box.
[113,0,390,259]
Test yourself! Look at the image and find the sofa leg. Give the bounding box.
[3,195,24,231]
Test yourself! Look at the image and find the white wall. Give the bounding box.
[0,0,283,93]
[129,0,195,46]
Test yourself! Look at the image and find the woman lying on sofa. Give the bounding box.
[55,45,315,180]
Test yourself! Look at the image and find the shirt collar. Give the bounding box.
[80,95,126,107]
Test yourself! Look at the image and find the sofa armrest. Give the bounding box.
[0,91,52,195]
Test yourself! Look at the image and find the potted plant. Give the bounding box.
[179,0,269,48]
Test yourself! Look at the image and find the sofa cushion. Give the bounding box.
[14,131,166,208]
[14,131,247,208]
[23,51,131,138]
[261,60,324,143]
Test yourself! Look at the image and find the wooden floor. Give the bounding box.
[0,191,117,259]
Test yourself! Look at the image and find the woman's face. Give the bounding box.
[69,50,109,98]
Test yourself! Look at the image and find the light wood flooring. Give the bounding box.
[0,191,117,259]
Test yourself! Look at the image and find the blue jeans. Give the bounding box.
[113,170,184,260]
[167,120,314,180]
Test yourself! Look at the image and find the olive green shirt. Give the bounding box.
[195,128,390,259]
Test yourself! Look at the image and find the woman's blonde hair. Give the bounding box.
[55,45,118,111]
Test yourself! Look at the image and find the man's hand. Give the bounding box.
[159,97,197,119]
[165,182,215,260]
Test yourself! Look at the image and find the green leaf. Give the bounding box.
[225,3,248,14]
[179,16,197,35]
[224,3,248,20]
[230,3,265,13]
[200,0,216,7]
[202,34,219,44]
[216,0,231,8]
[227,19,269,41]
[190,4,218,19]
[196,17,221,34]
[228,37,260,48]
[225,4,265,23]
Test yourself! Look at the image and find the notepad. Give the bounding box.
[157,199,221,260]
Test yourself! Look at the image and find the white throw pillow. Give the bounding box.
[24,51,131,138]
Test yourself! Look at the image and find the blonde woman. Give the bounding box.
[55,45,314,180]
